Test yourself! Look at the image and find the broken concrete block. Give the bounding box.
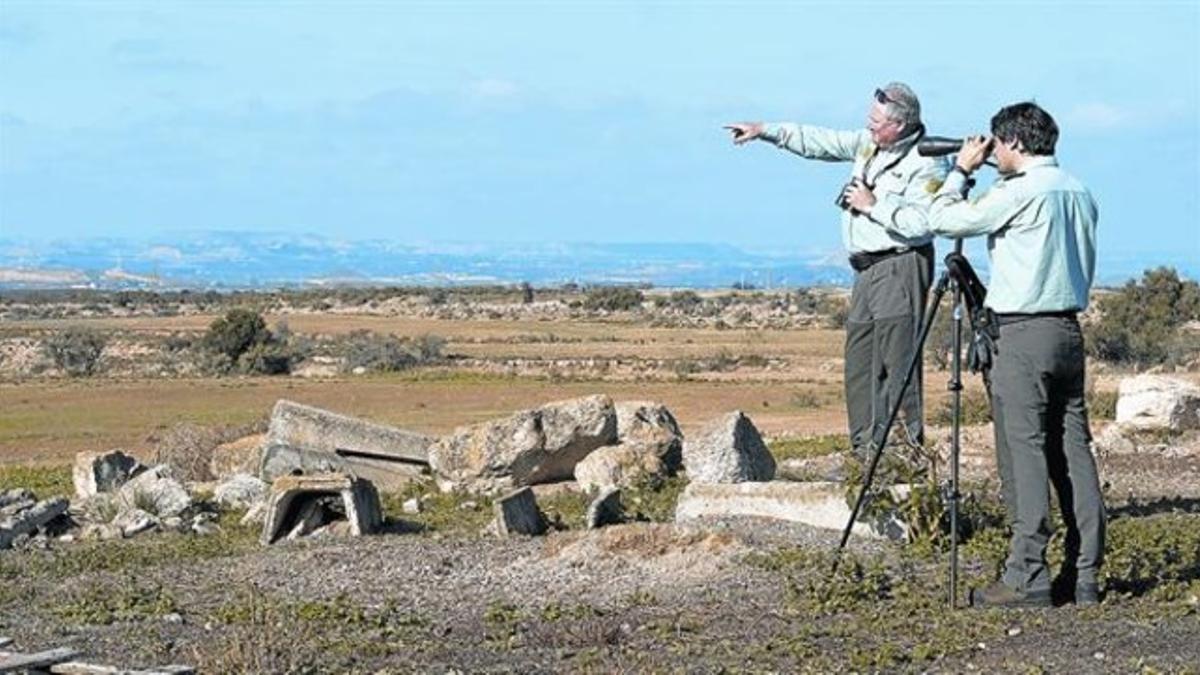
[73,450,144,500]
[586,486,623,529]
[492,487,547,537]
[430,395,616,493]
[1116,375,1200,431]
[0,497,69,549]
[682,412,776,484]
[213,473,268,511]
[260,473,382,545]
[674,481,907,540]
[259,442,428,492]
[266,399,434,465]
[117,465,192,518]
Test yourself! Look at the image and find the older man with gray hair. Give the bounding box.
[726,82,948,460]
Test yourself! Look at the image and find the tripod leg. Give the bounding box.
[835,271,951,565]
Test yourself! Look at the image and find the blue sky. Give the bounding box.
[1,1,1197,260]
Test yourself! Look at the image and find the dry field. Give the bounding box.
[0,309,1174,468]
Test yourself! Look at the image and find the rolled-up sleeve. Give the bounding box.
[871,159,948,239]
[761,123,869,162]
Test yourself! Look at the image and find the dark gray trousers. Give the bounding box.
[844,246,933,451]
[990,316,1106,592]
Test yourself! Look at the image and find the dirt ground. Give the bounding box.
[2,308,1198,673]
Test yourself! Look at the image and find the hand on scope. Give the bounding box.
[724,122,764,145]
[955,135,993,174]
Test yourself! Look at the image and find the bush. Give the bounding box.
[44,328,106,376]
[203,309,269,363]
[1087,267,1200,366]
[200,309,298,375]
[339,331,445,373]
[583,287,644,312]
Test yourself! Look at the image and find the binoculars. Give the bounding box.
[917,136,967,157]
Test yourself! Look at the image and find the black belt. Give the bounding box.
[848,243,933,272]
[994,310,1078,326]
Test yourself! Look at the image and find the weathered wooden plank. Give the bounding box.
[0,647,80,672]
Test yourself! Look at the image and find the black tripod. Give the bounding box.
[833,243,989,609]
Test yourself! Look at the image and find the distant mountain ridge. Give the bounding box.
[0,232,1192,290]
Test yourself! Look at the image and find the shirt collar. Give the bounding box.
[879,124,925,153]
[1021,155,1058,171]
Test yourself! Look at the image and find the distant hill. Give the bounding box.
[0,232,1193,290]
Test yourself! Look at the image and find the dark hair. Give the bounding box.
[990,102,1058,156]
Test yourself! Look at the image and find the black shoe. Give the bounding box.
[1075,583,1102,606]
[968,581,1051,609]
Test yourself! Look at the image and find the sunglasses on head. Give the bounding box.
[874,88,900,107]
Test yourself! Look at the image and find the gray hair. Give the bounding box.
[878,82,922,133]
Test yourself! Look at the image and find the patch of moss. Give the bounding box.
[623,474,687,523]
[0,463,73,498]
[768,434,850,461]
[379,480,495,534]
[52,576,177,625]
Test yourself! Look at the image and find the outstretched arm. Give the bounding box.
[724,121,868,161]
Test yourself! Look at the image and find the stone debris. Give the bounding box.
[491,486,547,537]
[1115,375,1200,431]
[260,400,433,490]
[430,394,617,493]
[114,508,159,538]
[682,411,776,484]
[402,497,422,514]
[616,401,684,471]
[117,465,193,519]
[0,495,70,549]
[571,401,682,491]
[73,449,144,500]
[674,481,908,540]
[209,433,266,479]
[260,473,383,545]
[213,473,268,511]
[586,486,624,529]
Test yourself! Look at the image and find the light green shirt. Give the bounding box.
[760,123,949,254]
[922,157,1099,313]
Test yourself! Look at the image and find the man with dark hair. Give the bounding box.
[884,101,1104,608]
[725,83,949,461]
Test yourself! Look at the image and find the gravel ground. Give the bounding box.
[2,509,1198,674]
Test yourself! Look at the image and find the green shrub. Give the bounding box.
[1087,267,1200,366]
[583,287,644,312]
[203,308,269,362]
[44,327,106,376]
[339,331,445,373]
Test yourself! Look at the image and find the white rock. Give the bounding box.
[682,412,776,484]
[674,481,908,540]
[1115,375,1200,431]
[213,473,268,510]
[117,465,192,518]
